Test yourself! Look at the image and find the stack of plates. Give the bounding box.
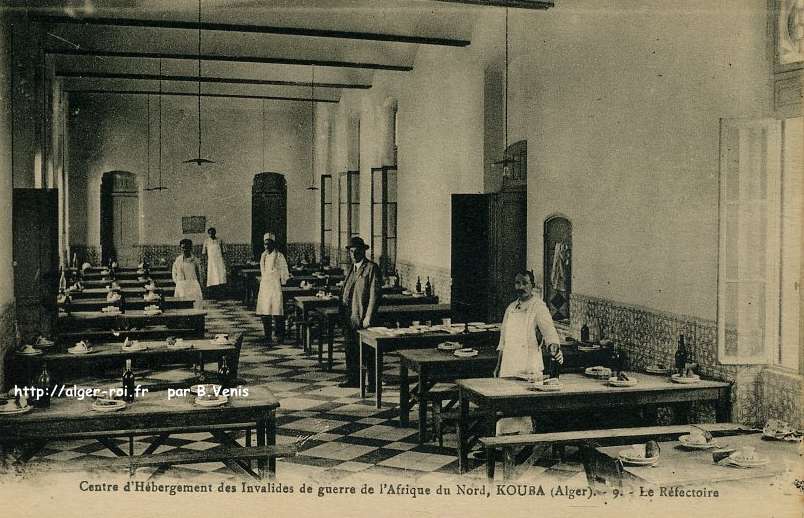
[671,374,701,384]
[190,384,222,395]
[17,347,43,356]
[585,366,612,379]
[0,399,32,415]
[530,380,562,392]
[454,348,478,358]
[720,454,770,468]
[195,395,228,407]
[645,365,671,375]
[437,341,462,351]
[91,398,126,413]
[101,306,121,313]
[678,434,719,449]
[608,376,638,387]
[69,343,93,355]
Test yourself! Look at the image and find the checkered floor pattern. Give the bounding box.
[23,299,587,485]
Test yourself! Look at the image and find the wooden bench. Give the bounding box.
[25,444,297,480]
[479,423,755,480]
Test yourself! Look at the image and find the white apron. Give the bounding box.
[203,238,227,287]
[496,302,544,435]
[172,255,204,309]
[255,250,288,316]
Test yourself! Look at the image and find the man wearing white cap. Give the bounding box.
[255,232,290,345]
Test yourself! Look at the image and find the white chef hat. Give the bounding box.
[263,232,276,241]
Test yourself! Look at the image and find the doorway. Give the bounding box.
[543,215,572,323]
[100,171,139,266]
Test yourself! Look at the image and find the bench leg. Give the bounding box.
[502,447,515,481]
[486,447,496,480]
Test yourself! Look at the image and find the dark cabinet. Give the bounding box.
[13,189,59,338]
[451,191,526,323]
[251,173,287,259]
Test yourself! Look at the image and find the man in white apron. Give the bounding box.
[494,270,563,435]
[255,232,289,346]
[202,227,227,299]
[171,239,204,308]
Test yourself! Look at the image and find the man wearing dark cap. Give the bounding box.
[338,236,382,389]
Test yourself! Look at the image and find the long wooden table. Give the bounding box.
[57,309,207,341]
[0,385,280,479]
[70,286,176,299]
[60,296,195,312]
[455,373,732,472]
[80,270,172,281]
[356,323,495,408]
[594,432,801,488]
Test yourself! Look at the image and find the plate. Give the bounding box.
[17,348,43,356]
[467,322,485,327]
[618,451,659,466]
[190,384,222,395]
[608,377,638,387]
[678,434,719,449]
[585,366,612,379]
[121,344,147,352]
[723,456,770,468]
[91,399,126,412]
[437,341,462,351]
[454,348,478,358]
[529,382,562,392]
[68,347,94,355]
[194,395,228,407]
[671,374,701,384]
[645,366,671,375]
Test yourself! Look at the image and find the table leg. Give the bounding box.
[256,418,266,480]
[327,319,334,371]
[374,347,383,409]
[359,336,366,399]
[457,391,469,474]
[399,362,410,428]
[715,389,731,422]
[417,367,428,442]
[266,410,277,479]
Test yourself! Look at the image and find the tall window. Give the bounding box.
[371,166,398,274]
[718,117,802,371]
[338,171,360,265]
[320,174,333,264]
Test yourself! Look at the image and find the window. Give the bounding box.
[320,174,333,264]
[371,166,398,274]
[338,170,360,265]
[718,117,802,371]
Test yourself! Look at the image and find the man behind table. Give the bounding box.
[338,236,382,389]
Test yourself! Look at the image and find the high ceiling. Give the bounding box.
[23,0,510,103]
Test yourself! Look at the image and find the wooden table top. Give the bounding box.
[61,296,193,308]
[76,287,176,297]
[398,347,498,367]
[457,373,731,400]
[59,309,206,321]
[357,326,500,349]
[15,338,234,361]
[596,432,802,487]
[294,293,439,310]
[0,385,279,434]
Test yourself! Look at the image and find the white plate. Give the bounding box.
[467,322,485,327]
[723,456,770,468]
[437,342,462,351]
[618,451,659,466]
[454,348,478,358]
[608,377,638,387]
[585,367,612,378]
[190,384,222,395]
[645,366,671,375]
[678,434,718,449]
[17,348,43,356]
[530,382,562,392]
[91,400,126,412]
[68,347,94,355]
[195,396,228,407]
[121,344,147,352]
[671,374,701,384]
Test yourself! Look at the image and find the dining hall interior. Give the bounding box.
[0,0,801,494]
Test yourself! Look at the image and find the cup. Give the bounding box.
[442,317,452,327]
[412,321,420,327]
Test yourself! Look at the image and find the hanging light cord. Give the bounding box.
[504,7,509,155]
[310,66,315,187]
[261,99,266,170]
[146,94,151,189]
[158,59,163,189]
[196,0,202,161]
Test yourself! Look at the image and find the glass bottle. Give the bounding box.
[122,359,135,403]
[425,277,433,297]
[610,344,622,377]
[675,335,688,375]
[415,276,422,293]
[580,321,590,342]
[35,363,52,408]
[217,357,231,389]
[548,343,561,379]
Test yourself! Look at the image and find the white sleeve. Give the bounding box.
[278,253,290,284]
[533,299,560,345]
[201,240,208,256]
[497,305,511,351]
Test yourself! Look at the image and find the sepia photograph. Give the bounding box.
[0,1,801,517]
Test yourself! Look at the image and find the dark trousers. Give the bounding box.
[342,322,375,386]
[261,316,285,344]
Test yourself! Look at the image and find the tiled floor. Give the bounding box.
[20,298,587,485]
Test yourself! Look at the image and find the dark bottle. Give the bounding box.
[675,335,688,375]
[415,276,422,293]
[217,357,231,389]
[547,344,561,379]
[395,270,401,287]
[34,363,52,408]
[425,277,433,297]
[463,322,470,334]
[122,359,136,403]
[580,322,590,342]
[610,344,622,376]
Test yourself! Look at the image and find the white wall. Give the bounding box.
[68,94,317,246]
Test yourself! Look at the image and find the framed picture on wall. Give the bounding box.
[182,216,207,234]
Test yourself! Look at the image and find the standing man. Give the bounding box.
[255,232,290,346]
[338,237,382,389]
